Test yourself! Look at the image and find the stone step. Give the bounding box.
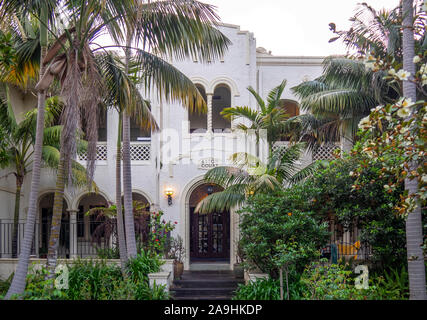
[173,296,232,300]
[183,270,235,275]
[189,263,231,271]
[179,274,238,281]
[171,287,238,297]
[173,279,243,288]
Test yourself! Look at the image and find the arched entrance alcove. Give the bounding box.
[121,192,151,243]
[188,183,230,263]
[77,193,109,242]
[38,193,70,258]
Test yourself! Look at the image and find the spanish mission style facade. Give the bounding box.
[0,23,332,270]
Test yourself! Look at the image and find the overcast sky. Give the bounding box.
[203,0,399,56]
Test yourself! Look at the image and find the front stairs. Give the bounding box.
[170,270,244,300]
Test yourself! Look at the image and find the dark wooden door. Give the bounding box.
[190,207,230,260]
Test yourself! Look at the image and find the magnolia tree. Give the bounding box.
[356,57,426,210]
[355,49,427,256]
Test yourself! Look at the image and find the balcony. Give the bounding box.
[77,142,151,164]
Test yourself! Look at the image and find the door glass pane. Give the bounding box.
[198,214,209,253]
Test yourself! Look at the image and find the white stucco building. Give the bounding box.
[0,23,327,270]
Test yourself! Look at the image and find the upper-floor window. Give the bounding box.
[81,105,107,142]
[212,85,231,133]
[189,84,207,133]
[279,99,300,119]
[129,116,151,142]
[98,106,107,142]
[279,99,300,141]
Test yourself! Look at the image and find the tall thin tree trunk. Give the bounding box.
[116,113,128,270]
[5,8,49,299]
[11,177,23,258]
[122,35,137,258]
[402,0,427,300]
[46,156,68,279]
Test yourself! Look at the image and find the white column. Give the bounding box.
[207,93,213,133]
[68,209,78,259]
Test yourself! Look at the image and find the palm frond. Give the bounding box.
[195,184,247,214]
[130,0,230,63]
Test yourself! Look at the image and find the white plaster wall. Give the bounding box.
[1,23,326,269]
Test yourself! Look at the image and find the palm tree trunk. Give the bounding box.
[122,35,137,258]
[402,0,427,300]
[116,113,128,270]
[46,156,68,279]
[11,176,23,258]
[5,7,49,299]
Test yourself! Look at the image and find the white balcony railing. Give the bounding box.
[128,142,151,161]
[77,142,151,162]
[272,141,341,162]
[312,143,341,161]
[78,142,108,161]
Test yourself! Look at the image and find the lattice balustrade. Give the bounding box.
[312,143,340,161]
[78,143,108,161]
[272,142,289,159]
[126,143,151,161]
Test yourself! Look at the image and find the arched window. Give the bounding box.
[279,99,300,118]
[189,84,207,133]
[279,100,300,141]
[212,85,231,133]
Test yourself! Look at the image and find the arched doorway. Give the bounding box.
[121,192,151,244]
[38,193,69,258]
[76,193,109,257]
[189,183,230,262]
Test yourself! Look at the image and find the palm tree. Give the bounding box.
[291,2,426,151]
[0,97,58,258]
[401,0,426,300]
[35,0,134,279]
[196,143,317,214]
[2,0,59,299]
[0,96,97,257]
[116,0,230,258]
[85,200,150,253]
[290,57,400,151]
[221,80,290,153]
[98,51,157,270]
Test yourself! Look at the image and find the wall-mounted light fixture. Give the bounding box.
[207,185,214,195]
[165,187,174,206]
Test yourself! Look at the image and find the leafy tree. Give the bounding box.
[238,194,329,278]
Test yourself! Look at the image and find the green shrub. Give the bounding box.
[126,250,164,284]
[16,250,169,300]
[300,261,374,300]
[20,266,68,300]
[239,195,329,277]
[66,259,123,300]
[308,155,412,269]
[233,278,280,300]
[0,274,12,299]
[96,247,120,259]
[368,266,409,300]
